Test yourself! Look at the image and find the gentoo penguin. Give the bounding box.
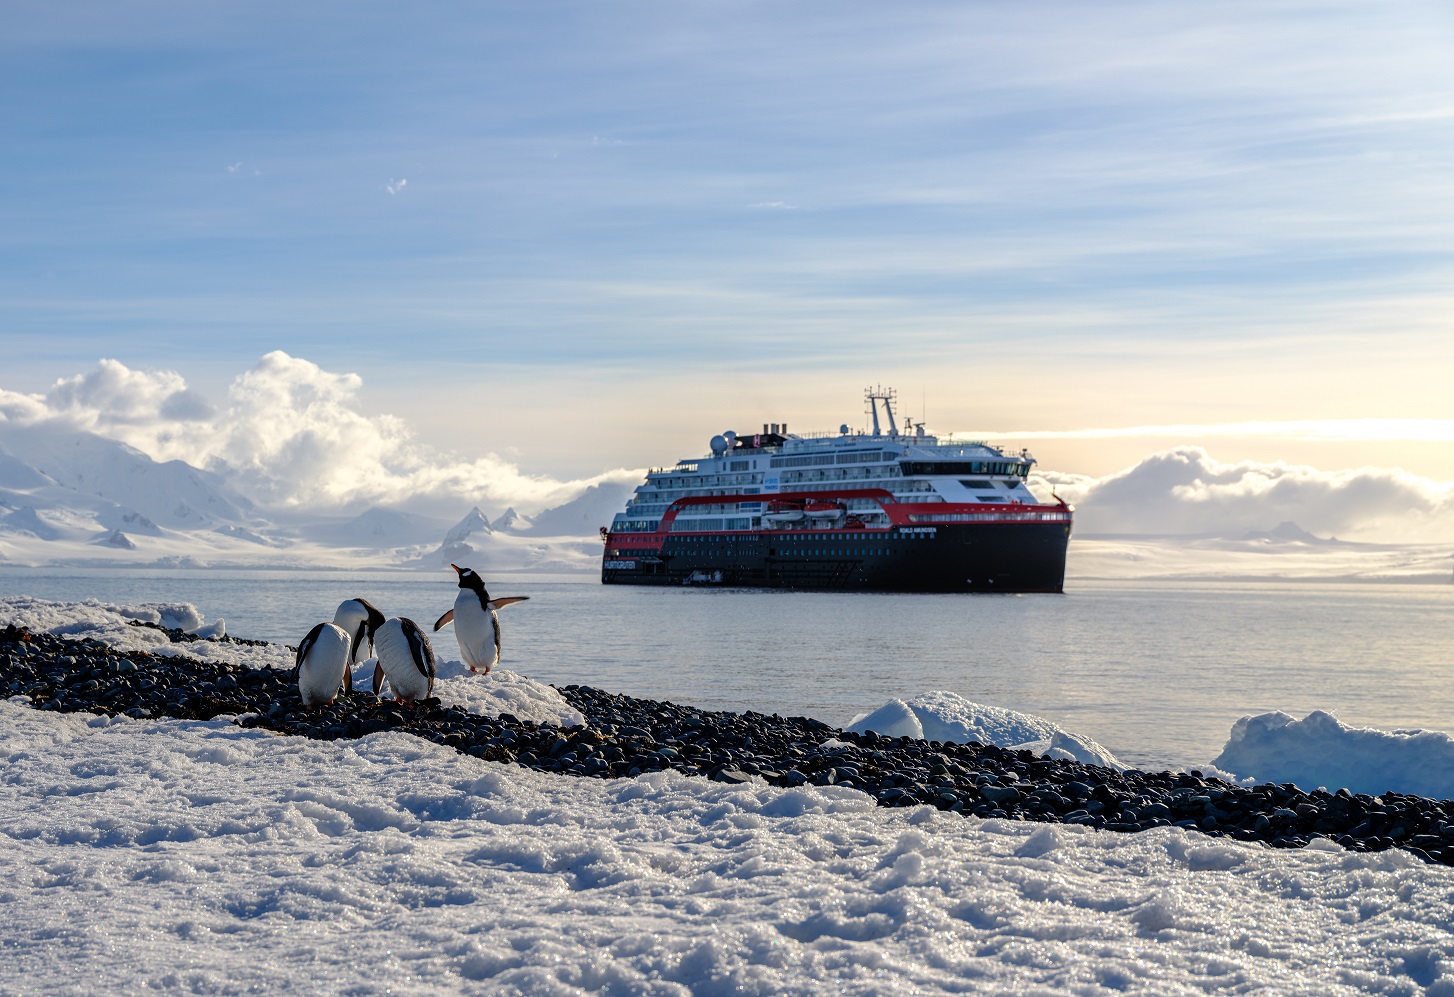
[433,564,529,674]
[372,617,436,704]
[332,598,386,665]
[296,622,353,709]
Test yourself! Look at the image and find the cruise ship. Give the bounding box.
[600,389,1072,592]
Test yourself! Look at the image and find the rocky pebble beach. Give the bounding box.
[6,621,1454,866]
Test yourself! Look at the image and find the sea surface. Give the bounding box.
[1,567,1450,772]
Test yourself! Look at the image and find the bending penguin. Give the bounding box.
[372,617,436,704]
[332,598,386,665]
[434,563,529,674]
[296,622,353,709]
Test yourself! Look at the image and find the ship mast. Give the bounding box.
[865,386,899,437]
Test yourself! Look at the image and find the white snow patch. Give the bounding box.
[1213,709,1454,800]
[848,691,1125,770]
[432,659,584,727]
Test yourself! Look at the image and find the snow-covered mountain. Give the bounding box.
[0,422,612,571]
[1,425,251,530]
[526,482,631,537]
[301,507,451,550]
[1238,521,1346,546]
[427,506,495,565]
[491,506,533,533]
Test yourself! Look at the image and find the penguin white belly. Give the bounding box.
[298,623,352,709]
[374,618,435,702]
[453,591,499,674]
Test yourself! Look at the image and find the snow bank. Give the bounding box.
[2,700,1453,996]
[1213,710,1454,801]
[847,691,1125,770]
[1,594,294,669]
[426,658,584,727]
[1,592,203,632]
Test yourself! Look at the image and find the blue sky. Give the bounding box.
[4,0,1453,482]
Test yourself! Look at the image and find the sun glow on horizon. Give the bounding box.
[951,420,1454,446]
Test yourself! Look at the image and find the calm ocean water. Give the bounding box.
[1,568,1450,772]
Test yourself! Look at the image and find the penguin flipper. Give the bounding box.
[373,662,385,698]
[343,665,353,695]
[296,623,326,675]
[487,597,529,610]
[433,609,455,631]
[403,619,434,679]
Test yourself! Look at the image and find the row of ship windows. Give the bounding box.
[631,478,933,511]
[780,467,903,482]
[659,458,1027,480]
[905,512,1070,522]
[649,531,934,543]
[768,451,889,468]
[650,473,762,489]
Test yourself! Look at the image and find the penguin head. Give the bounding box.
[355,598,386,638]
[451,563,489,599]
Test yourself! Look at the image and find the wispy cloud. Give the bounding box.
[960,421,1454,444]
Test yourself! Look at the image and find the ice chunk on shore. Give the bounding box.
[0,594,203,634]
[848,699,924,739]
[847,691,1125,770]
[1212,710,1454,800]
[188,618,226,640]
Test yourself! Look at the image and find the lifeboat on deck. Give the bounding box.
[762,500,806,526]
[804,500,846,523]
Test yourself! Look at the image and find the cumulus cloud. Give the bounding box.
[0,352,636,516]
[1038,447,1454,541]
[44,358,216,428]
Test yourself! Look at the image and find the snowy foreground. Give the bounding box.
[4,703,1454,996]
[4,600,1454,995]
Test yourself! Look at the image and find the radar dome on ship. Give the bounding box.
[724,430,737,444]
[710,435,729,454]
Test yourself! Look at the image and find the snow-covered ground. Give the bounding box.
[5,702,1454,996]
[1070,534,1454,585]
[4,598,1454,994]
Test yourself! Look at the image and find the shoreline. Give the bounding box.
[4,619,1452,867]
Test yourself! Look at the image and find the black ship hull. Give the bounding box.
[602,521,1070,593]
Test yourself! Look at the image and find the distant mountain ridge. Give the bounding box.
[526,482,631,537]
[1239,521,1345,545]
[0,425,251,529]
[0,420,622,570]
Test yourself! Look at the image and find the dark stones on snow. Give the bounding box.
[5,622,1454,867]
